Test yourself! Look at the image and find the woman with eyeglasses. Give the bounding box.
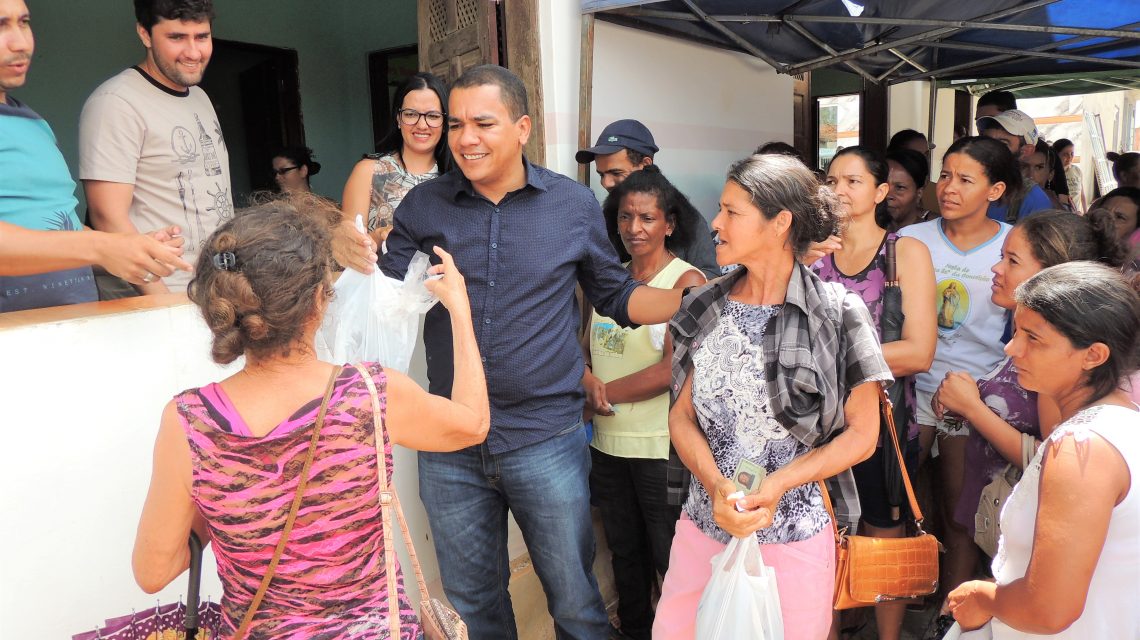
[271,146,321,194]
[334,74,452,266]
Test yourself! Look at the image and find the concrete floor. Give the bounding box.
[508,509,617,640]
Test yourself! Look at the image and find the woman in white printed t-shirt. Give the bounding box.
[898,136,1018,598]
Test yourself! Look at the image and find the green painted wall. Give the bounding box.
[17,0,417,209]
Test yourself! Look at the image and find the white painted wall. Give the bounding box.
[888,80,957,177]
[0,302,439,639]
[538,0,586,180]
[539,12,793,220]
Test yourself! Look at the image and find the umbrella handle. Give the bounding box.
[885,236,898,284]
[185,532,203,633]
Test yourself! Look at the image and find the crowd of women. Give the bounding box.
[131,68,1138,640]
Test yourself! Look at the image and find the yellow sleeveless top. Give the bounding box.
[590,257,699,460]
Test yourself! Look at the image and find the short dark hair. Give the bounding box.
[885,148,930,189]
[942,136,1023,205]
[830,146,892,229]
[977,90,1017,113]
[755,141,805,165]
[625,148,650,166]
[273,146,321,177]
[601,164,702,261]
[134,0,215,31]
[187,194,338,364]
[374,72,453,173]
[1106,152,1140,183]
[450,64,529,121]
[1014,262,1139,402]
[1052,138,1075,155]
[727,154,841,259]
[1099,186,1140,210]
[887,129,929,152]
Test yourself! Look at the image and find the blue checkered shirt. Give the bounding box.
[381,159,640,454]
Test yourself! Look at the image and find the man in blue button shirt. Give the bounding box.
[381,64,685,640]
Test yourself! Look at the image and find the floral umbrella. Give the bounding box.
[72,600,224,640]
[73,534,222,640]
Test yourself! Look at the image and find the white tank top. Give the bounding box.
[992,404,1140,639]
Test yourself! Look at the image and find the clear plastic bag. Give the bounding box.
[315,217,438,373]
[695,535,784,640]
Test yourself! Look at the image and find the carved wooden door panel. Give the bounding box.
[418,0,498,84]
[418,0,545,164]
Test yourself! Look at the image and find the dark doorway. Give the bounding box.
[368,45,419,153]
[199,39,305,203]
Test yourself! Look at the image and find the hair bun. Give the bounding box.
[308,161,322,176]
[205,299,237,332]
[240,313,270,341]
[814,183,843,242]
[1085,208,1129,268]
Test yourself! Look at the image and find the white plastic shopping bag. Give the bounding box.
[695,535,784,640]
[944,621,994,639]
[315,216,439,373]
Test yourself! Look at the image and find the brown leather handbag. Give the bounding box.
[354,364,468,640]
[820,386,941,609]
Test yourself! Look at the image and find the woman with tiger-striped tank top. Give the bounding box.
[131,195,489,639]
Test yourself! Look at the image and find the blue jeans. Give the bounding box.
[418,422,609,640]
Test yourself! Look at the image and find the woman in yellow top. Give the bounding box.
[583,165,706,639]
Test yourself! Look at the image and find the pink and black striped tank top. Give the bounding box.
[176,363,422,639]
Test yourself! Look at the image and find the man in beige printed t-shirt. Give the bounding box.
[80,0,231,295]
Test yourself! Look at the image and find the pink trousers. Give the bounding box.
[652,515,835,639]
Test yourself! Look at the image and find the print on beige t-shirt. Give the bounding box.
[79,68,233,292]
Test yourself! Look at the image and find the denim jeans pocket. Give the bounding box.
[554,420,586,439]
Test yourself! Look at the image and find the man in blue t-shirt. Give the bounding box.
[977,109,1053,224]
[0,0,189,312]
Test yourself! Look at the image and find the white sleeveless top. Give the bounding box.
[992,404,1140,639]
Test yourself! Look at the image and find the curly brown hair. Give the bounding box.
[187,193,340,364]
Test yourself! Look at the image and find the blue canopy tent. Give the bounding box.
[580,0,1140,95]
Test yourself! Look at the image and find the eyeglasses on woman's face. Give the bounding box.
[273,165,300,176]
[398,108,445,128]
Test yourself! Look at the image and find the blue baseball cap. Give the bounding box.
[576,119,659,163]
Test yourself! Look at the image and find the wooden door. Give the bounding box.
[418,0,545,165]
[418,0,498,83]
[792,72,812,165]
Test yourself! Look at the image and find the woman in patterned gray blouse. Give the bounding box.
[653,154,893,639]
[332,73,452,271]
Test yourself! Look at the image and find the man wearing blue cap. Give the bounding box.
[577,119,719,279]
